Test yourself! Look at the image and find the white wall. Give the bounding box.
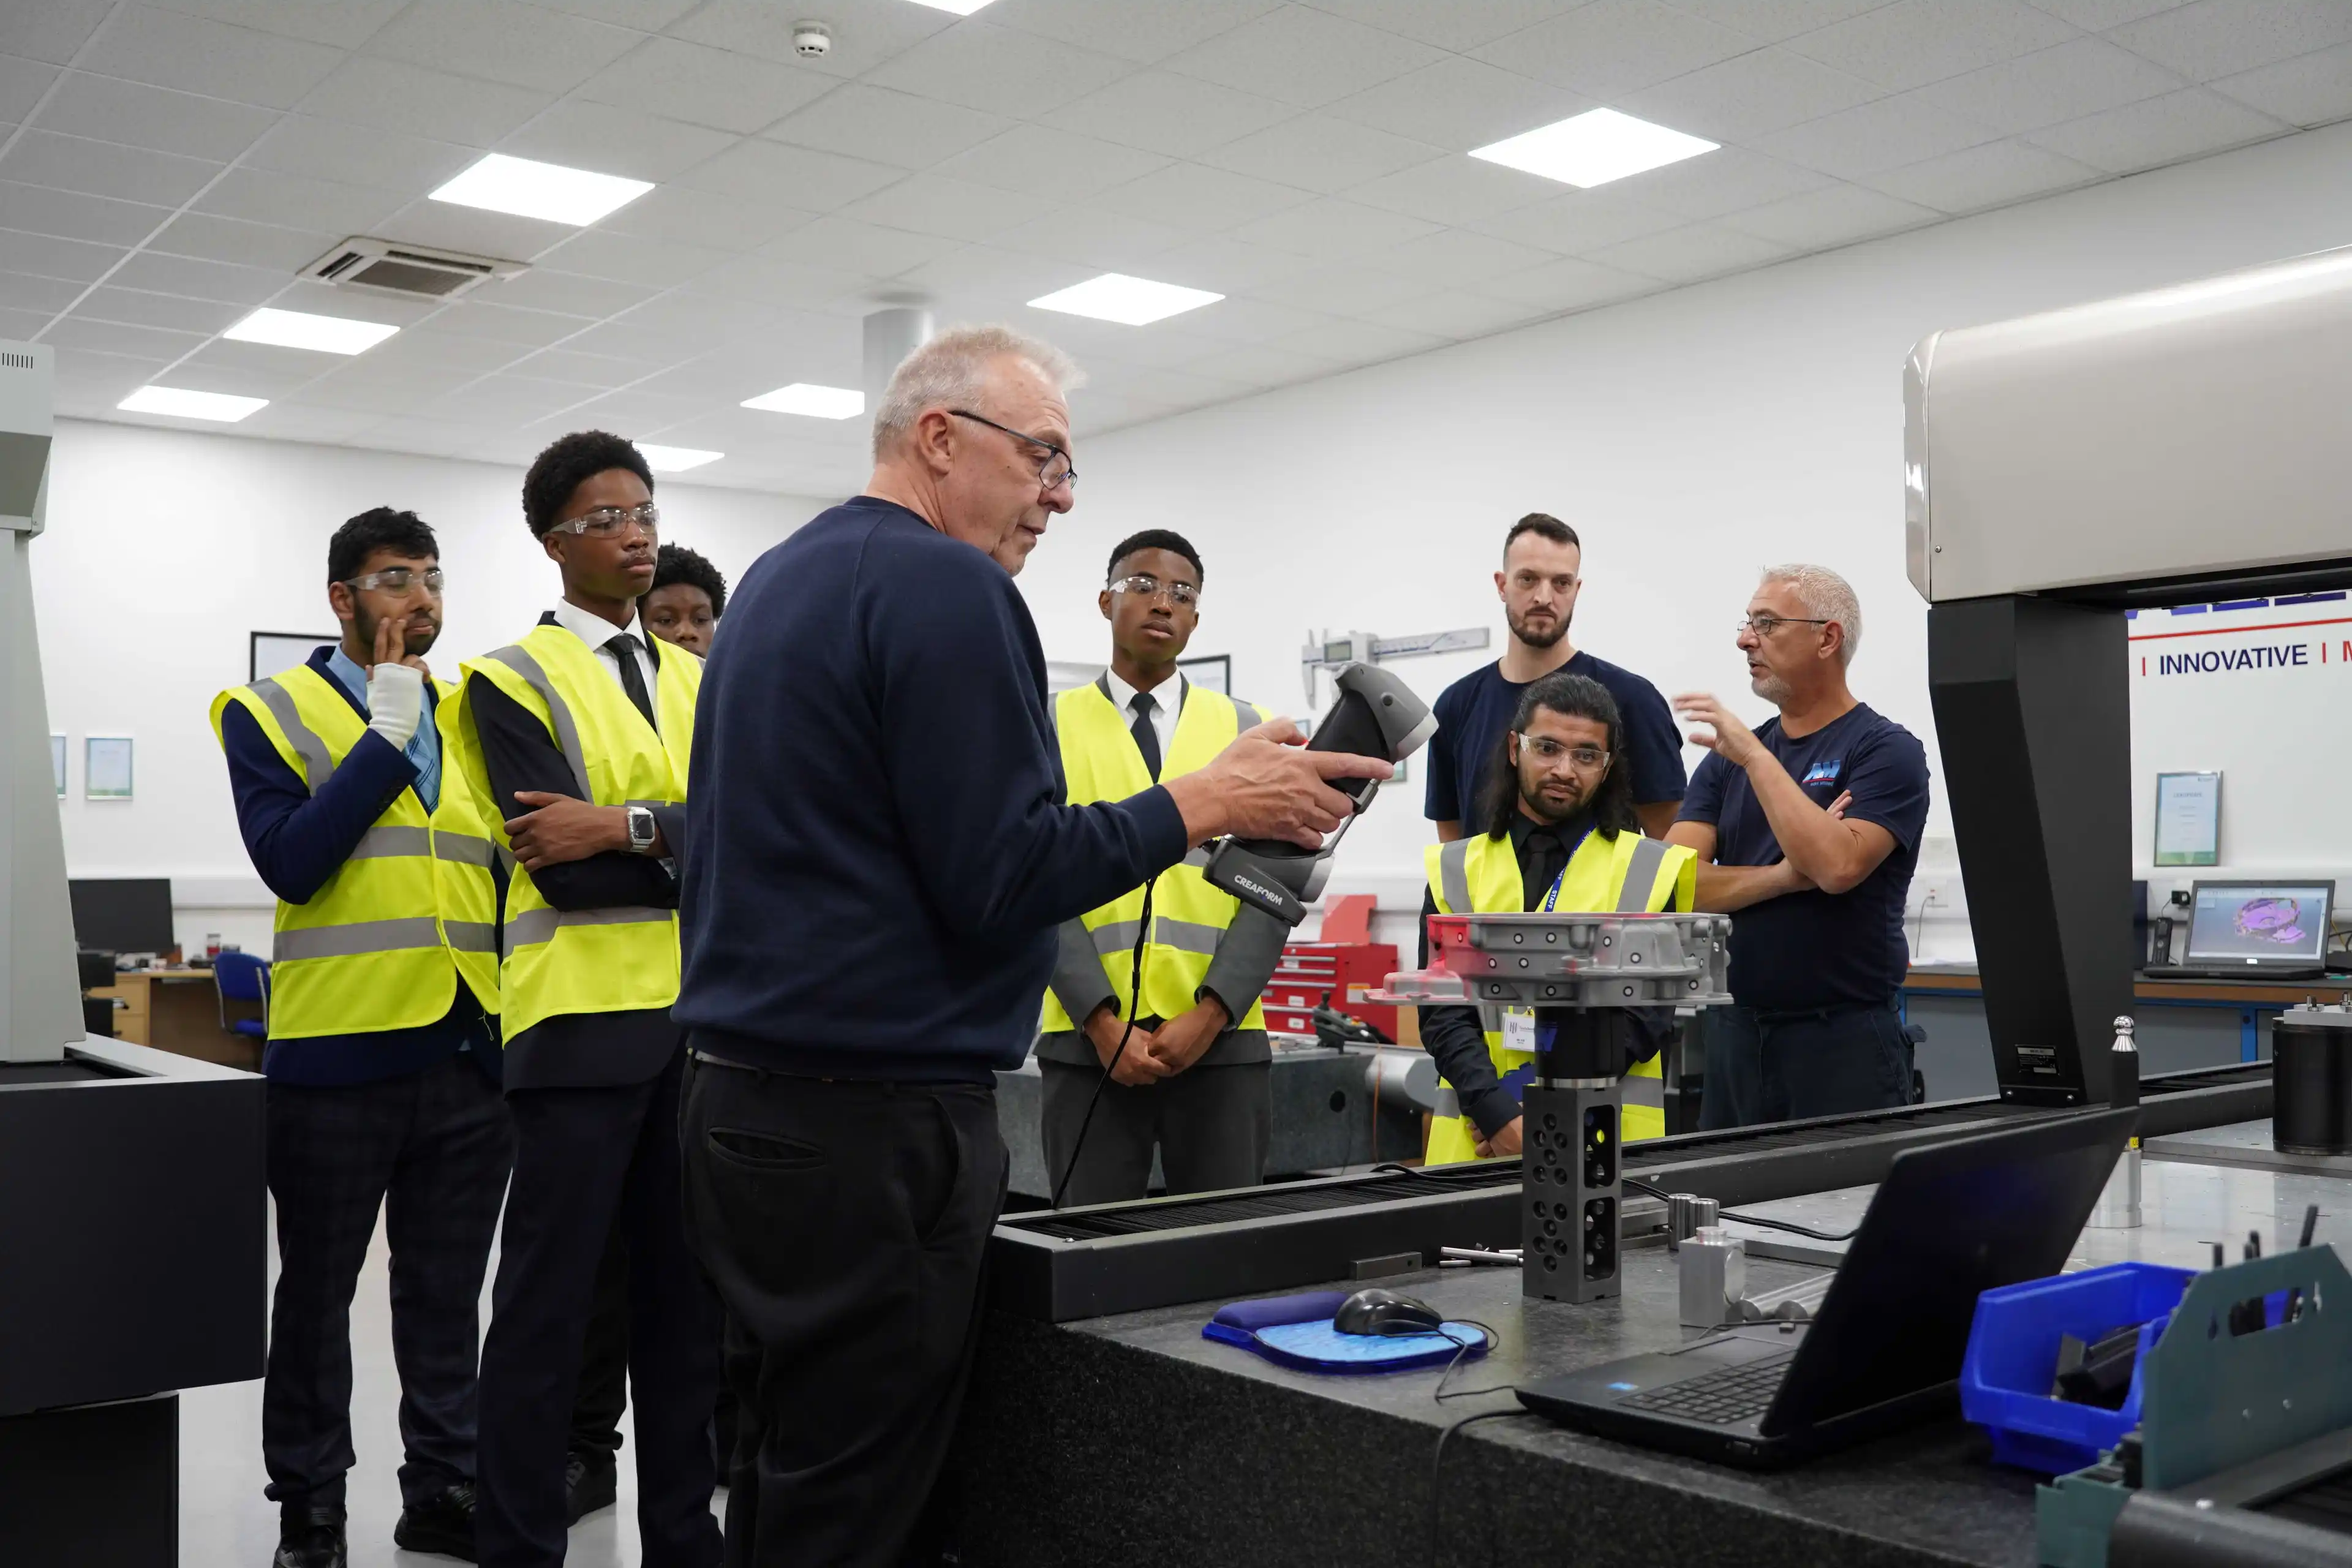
[33,419,832,953]
[1018,119,2352,963]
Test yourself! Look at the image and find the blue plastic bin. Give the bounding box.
[1959,1261,2196,1475]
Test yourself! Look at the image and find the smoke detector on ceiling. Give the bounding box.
[301,238,526,301]
[794,20,831,57]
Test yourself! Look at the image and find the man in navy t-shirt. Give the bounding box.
[1668,564,1931,1128]
[1425,513,1686,840]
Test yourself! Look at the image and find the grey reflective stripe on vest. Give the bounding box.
[1433,1086,1462,1119]
[249,677,334,792]
[503,904,673,949]
[1616,835,1670,912]
[1088,915,1223,959]
[483,643,592,799]
[433,832,496,868]
[274,916,443,963]
[1437,838,1471,915]
[443,921,498,953]
[1220,691,1255,730]
[347,824,431,860]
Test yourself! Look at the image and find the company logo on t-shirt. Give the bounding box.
[1802,760,1844,787]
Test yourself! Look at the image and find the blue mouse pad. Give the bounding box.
[1203,1291,1490,1375]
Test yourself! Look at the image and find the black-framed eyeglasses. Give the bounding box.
[344,566,445,596]
[1737,615,1830,638]
[556,501,660,539]
[950,409,1076,492]
[1109,573,1199,609]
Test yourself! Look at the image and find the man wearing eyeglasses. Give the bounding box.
[447,432,722,1568]
[210,507,507,1568]
[1667,565,1931,1129]
[1037,529,1290,1204]
[1417,671,1697,1165]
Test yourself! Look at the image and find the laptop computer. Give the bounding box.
[2144,879,2334,981]
[1516,1107,2136,1468]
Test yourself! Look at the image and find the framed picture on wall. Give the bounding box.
[86,736,134,801]
[51,734,65,799]
[2154,770,2222,867]
[251,631,336,683]
[1178,654,1231,694]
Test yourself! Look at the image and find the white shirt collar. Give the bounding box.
[1102,666,1183,716]
[549,598,641,654]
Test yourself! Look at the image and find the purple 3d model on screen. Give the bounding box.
[2236,897,2307,946]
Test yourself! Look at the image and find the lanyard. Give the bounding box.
[1537,825,1597,913]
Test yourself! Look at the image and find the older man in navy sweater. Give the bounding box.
[677,325,1382,1566]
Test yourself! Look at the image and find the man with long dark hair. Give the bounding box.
[1415,671,1697,1164]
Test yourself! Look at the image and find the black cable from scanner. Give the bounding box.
[1051,880,1154,1210]
[1623,1175,1858,1242]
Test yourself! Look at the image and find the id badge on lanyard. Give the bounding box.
[1505,824,1594,1055]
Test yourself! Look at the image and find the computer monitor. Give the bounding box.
[2182,880,2333,971]
[68,878,175,956]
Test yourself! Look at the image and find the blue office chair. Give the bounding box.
[213,951,271,1041]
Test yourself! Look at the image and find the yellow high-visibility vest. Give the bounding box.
[209,664,499,1039]
[1422,826,1697,1164]
[1040,676,1270,1031]
[442,624,701,1041]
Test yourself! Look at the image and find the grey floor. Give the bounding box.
[181,1210,722,1567]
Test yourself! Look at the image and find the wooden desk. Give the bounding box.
[86,968,260,1072]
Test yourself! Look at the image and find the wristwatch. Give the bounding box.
[624,805,658,855]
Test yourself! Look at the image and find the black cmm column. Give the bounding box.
[1928,595,2133,1105]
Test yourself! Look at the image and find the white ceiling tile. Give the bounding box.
[361,0,641,94]
[1466,187,1685,253]
[295,57,554,146]
[237,403,386,441]
[1090,162,1318,232]
[1041,70,1300,159]
[1615,146,1835,219]
[193,167,405,235]
[78,3,343,108]
[1663,0,1896,45]
[673,139,907,211]
[1917,36,2185,132]
[1366,287,1550,339]
[53,348,175,406]
[3,227,130,282]
[0,304,52,340]
[1164,293,1340,344]
[2023,0,2188,28]
[594,183,820,251]
[352,324,535,373]
[1008,316,1221,371]
[2211,42,2352,129]
[761,215,962,276]
[167,336,342,385]
[1758,89,2005,177]
[45,313,208,359]
[1109,363,1255,408]
[558,315,726,362]
[1245,261,1430,313]
[500,102,740,183]
[529,0,701,25]
[1720,181,1942,245]
[105,249,286,303]
[0,269,86,312]
[0,130,223,207]
[148,210,337,270]
[1300,0,1586,50]
[358,413,527,452]
[1360,226,1561,284]
[668,0,955,77]
[1477,0,1756,99]
[867,18,1136,118]
[1585,221,1794,281]
[985,0,1284,66]
[1321,56,1594,153]
[766,85,1012,169]
[1231,195,1441,258]
[571,39,832,136]
[240,115,480,196]
[304,360,486,413]
[1477,255,1665,305]
[1141,235,1323,294]
[144,356,323,401]
[613,290,787,341]
[1,51,58,122]
[1620,47,1886,141]
[1197,115,1446,194]
[545,386,716,432]
[34,70,277,161]
[2024,85,2286,171]
[902,242,1090,303]
[504,347,647,387]
[1343,157,1563,226]
[536,230,731,287]
[693,253,875,312]
[2112,0,2352,81]
[989,205,1189,270]
[1273,315,1450,365]
[1162,6,1444,110]
[1064,388,1185,431]
[370,197,578,263]
[1863,135,2103,210]
[933,124,1173,200]
[482,267,660,318]
[836,173,1036,242]
[0,182,170,247]
[422,372,598,425]
[141,0,409,48]
[407,300,594,348]
[1785,0,2081,92]
[0,0,115,64]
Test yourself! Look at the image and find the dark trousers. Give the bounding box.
[1698,999,1915,1129]
[570,1217,741,1468]
[263,1051,512,1511]
[477,1050,722,1568]
[1037,1058,1271,1206]
[679,1050,1008,1568]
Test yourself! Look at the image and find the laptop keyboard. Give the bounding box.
[1618,1350,1796,1425]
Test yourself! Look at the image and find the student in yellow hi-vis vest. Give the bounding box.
[1417,671,1698,1166]
[210,508,508,1568]
[442,431,720,1568]
[1038,529,1293,1205]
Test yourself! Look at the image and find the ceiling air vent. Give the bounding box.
[301,238,525,300]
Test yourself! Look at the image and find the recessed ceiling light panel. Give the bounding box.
[907,0,997,13]
[741,383,865,420]
[1027,273,1223,326]
[430,153,654,227]
[118,386,268,422]
[223,307,399,355]
[639,443,724,472]
[1470,108,1717,189]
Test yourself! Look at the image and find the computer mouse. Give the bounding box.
[1333,1287,1445,1336]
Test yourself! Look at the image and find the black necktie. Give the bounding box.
[1523,827,1569,910]
[1130,692,1162,782]
[606,633,657,731]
